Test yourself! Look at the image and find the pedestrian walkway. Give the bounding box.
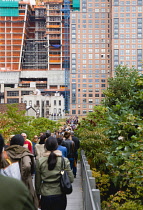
[66,162,84,210]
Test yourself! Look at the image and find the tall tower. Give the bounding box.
[112,0,143,75]
[70,0,110,115]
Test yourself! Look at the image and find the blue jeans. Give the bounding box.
[68,158,74,170]
[73,152,78,176]
[41,194,67,210]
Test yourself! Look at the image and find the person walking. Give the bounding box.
[0,134,35,210]
[1,134,38,209]
[71,131,80,178]
[35,134,47,160]
[21,133,33,153]
[62,131,75,170]
[35,136,74,210]
[32,135,39,156]
[57,136,67,157]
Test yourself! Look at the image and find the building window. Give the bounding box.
[7,98,19,103]
[7,91,19,96]
[59,100,61,106]
[29,100,32,106]
[101,84,106,87]
[72,110,76,114]
[24,100,27,105]
[46,100,49,106]
[83,99,86,103]
[89,99,93,103]
[54,100,56,105]
[83,110,87,114]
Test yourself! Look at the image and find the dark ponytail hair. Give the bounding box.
[45,136,58,170]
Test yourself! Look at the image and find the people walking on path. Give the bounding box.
[35,134,47,160]
[62,131,75,170]
[32,135,39,156]
[0,134,36,210]
[71,131,80,178]
[1,134,38,209]
[57,136,67,157]
[21,133,33,153]
[35,136,74,210]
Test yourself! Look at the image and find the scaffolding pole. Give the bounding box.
[61,0,70,112]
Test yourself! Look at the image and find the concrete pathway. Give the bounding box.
[66,162,84,210]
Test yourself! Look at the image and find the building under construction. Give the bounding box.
[2,0,143,116]
[0,0,79,112]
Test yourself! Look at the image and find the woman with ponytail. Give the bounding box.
[35,136,74,210]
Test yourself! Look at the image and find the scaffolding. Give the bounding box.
[62,0,70,112]
[22,6,47,70]
[0,2,27,71]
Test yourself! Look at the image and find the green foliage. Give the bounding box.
[30,117,60,136]
[103,65,139,107]
[92,168,110,199]
[76,66,143,209]
[75,106,110,171]
[0,104,60,140]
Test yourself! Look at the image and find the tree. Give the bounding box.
[103,65,139,107]
[0,104,60,141]
[76,65,143,208]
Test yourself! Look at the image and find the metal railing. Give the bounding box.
[81,150,101,210]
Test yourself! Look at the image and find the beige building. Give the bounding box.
[23,92,65,118]
[70,0,111,115]
[4,87,65,118]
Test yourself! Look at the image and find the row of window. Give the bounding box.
[72,13,108,19]
[6,99,62,106]
[71,60,109,65]
[73,89,105,92]
[81,8,110,13]
[71,70,107,73]
[72,30,109,35]
[71,77,106,82]
[114,0,141,5]
[114,39,142,43]
[115,49,141,55]
[114,13,142,18]
[114,45,143,49]
[71,43,109,48]
[72,54,108,59]
[76,94,105,97]
[72,64,108,69]
[114,6,142,12]
[7,91,32,97]
[72,99,100,104]
[72,19,109,24]
[72,110,93,115]
[72,75,107,79]
[73,84,106,87]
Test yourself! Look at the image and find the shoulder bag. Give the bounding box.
[60,157,73,194]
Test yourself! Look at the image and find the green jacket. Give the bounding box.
[1,145,38,209]
[0,174,35,210]
[35,150,74,196]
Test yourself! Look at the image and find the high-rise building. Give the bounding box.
[70,0,110,115]
[0,0,143,116]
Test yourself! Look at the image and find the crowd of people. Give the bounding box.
[0,124,80,210]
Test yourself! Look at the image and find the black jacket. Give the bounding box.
[62,139,75,158]
[72,136,80,152]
